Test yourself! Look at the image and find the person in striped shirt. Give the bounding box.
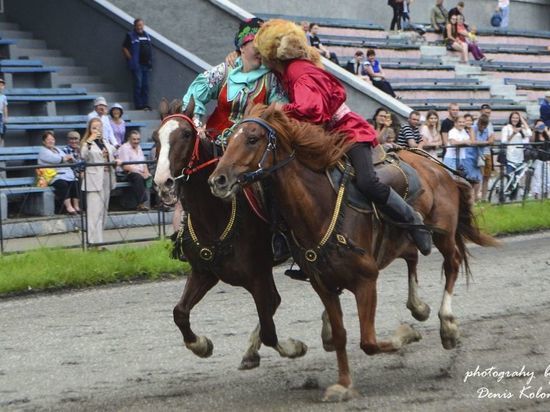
[397,111,422,147]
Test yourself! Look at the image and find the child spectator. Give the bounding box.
[308,23,339,64]
[364,49,397,98]
[0,78,8,147]
[109,103,126,148]
[419,110,443,156]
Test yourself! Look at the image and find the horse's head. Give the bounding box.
[153,97,196,205]
[209,104,283,199]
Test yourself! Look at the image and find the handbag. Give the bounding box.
[491,11,502,27]
[36,168,57,187]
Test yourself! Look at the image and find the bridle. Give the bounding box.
[160,113,220,181]
[236,117,295,185]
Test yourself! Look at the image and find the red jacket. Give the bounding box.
[280,59,377,145]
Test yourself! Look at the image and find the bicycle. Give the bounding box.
[488,158,535,204]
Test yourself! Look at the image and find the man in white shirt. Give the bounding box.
[497,0,510,28]
[87,96,117,147]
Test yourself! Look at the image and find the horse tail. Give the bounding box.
[454,178,500,281]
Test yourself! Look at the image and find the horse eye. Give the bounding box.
[183,130,193,138]
[247,136,259,145]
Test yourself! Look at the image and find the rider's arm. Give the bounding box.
[182,62,227,122]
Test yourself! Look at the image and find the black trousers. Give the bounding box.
[127,172,147,204]
[390,4,403,30]
[51,179,80,201]
[347,143,390,205]
[372,79,397,98]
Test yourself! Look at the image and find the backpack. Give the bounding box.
[490,11,502,28]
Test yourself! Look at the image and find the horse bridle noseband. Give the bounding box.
[237,117,295,185]
[160,113,220,182]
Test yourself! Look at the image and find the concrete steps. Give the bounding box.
[12,47,63,58]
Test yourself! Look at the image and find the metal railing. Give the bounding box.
[0,160,172,254]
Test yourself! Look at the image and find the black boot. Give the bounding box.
[272,232,291,264]
[380,189,432,256]
[284,266,309,281]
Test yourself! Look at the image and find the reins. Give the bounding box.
[236,118,295,185]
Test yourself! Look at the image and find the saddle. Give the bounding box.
[325,145,423,213]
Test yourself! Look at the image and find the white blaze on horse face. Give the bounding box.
[154,120,180,186]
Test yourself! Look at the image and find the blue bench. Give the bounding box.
[405,99,526,111]
[0,59,43,67]
[0,176,55,220]
[6,115,147,132]
[0,66,58,73]
[6,87,89,96]
[504,78,550,89]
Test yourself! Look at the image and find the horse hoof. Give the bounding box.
[185,336,214,358]
[441,335,458,350]
[394,324,422,347]
[239,352,260,370]
[322,384,360,402]
[288,338,308,359]
[408,302,431,322]
[440,324,459,350]
[322,341,336,352]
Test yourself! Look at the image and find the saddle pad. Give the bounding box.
[326,157,423,213]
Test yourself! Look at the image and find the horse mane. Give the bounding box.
[248,104,353,172]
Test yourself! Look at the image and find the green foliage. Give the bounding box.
[0,241,188,295]
[475,200,550,236]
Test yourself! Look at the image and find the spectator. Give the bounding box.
[81,117,119,245]
[364,49,397,98]
[117,130,151,211]
[501,111,532,173]
[372,107,396,145]
[462,113,482,197]
[38,131,79,214]
[497,0,510,29]
[122,18,153,111]
[540,91,550,127]
[441,102,460,145]
[419,110,443,156]
[473,114,495,201]
[63,130,84,176]
[109,103,126,148]
[397,111,422,147]
[308,23,339,64]
[443,115,473,171]
[531,119,550,199]
[345,50,366,76]
[87,97,118,147]
[0,78,8,147]
[430,0,448,34]
[300,20,310,33]
[446,14,469,63]
[448,1,465,19]
[457,15,486,61]
[388,0,404,31]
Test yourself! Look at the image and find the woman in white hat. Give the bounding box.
[109,103,126,148]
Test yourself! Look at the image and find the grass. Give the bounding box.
[1,201,548,296]
[0,241,189,296]
[475,200,550,236]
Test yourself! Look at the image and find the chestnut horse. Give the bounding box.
[153,99,307,369]
[209,104,499,401]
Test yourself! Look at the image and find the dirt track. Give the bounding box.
[1,232,550,411]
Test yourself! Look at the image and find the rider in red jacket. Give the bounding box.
[255,19,431,256]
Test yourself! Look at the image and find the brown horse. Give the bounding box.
[153,99,307,369]
[209,104,499,401]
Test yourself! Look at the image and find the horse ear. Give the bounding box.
[261,102,276,120]
[159,98,170,119]
[169,99,183,115]
[183,96,195,119]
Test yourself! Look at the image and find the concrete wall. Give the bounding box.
[4,0,209,109]
[231,0,550,32]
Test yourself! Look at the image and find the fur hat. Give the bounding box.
[255,19,322,67]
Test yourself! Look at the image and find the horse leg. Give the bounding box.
[321,309,335,352]
[434,234,461,349]
[310,281,357,402]
[249,277,308,361]
[239,323,262,370]
[355,277,421,355]
[173,271,218,358]
[404,254,431,322]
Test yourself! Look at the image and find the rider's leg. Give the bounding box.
[347,143,432,256]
